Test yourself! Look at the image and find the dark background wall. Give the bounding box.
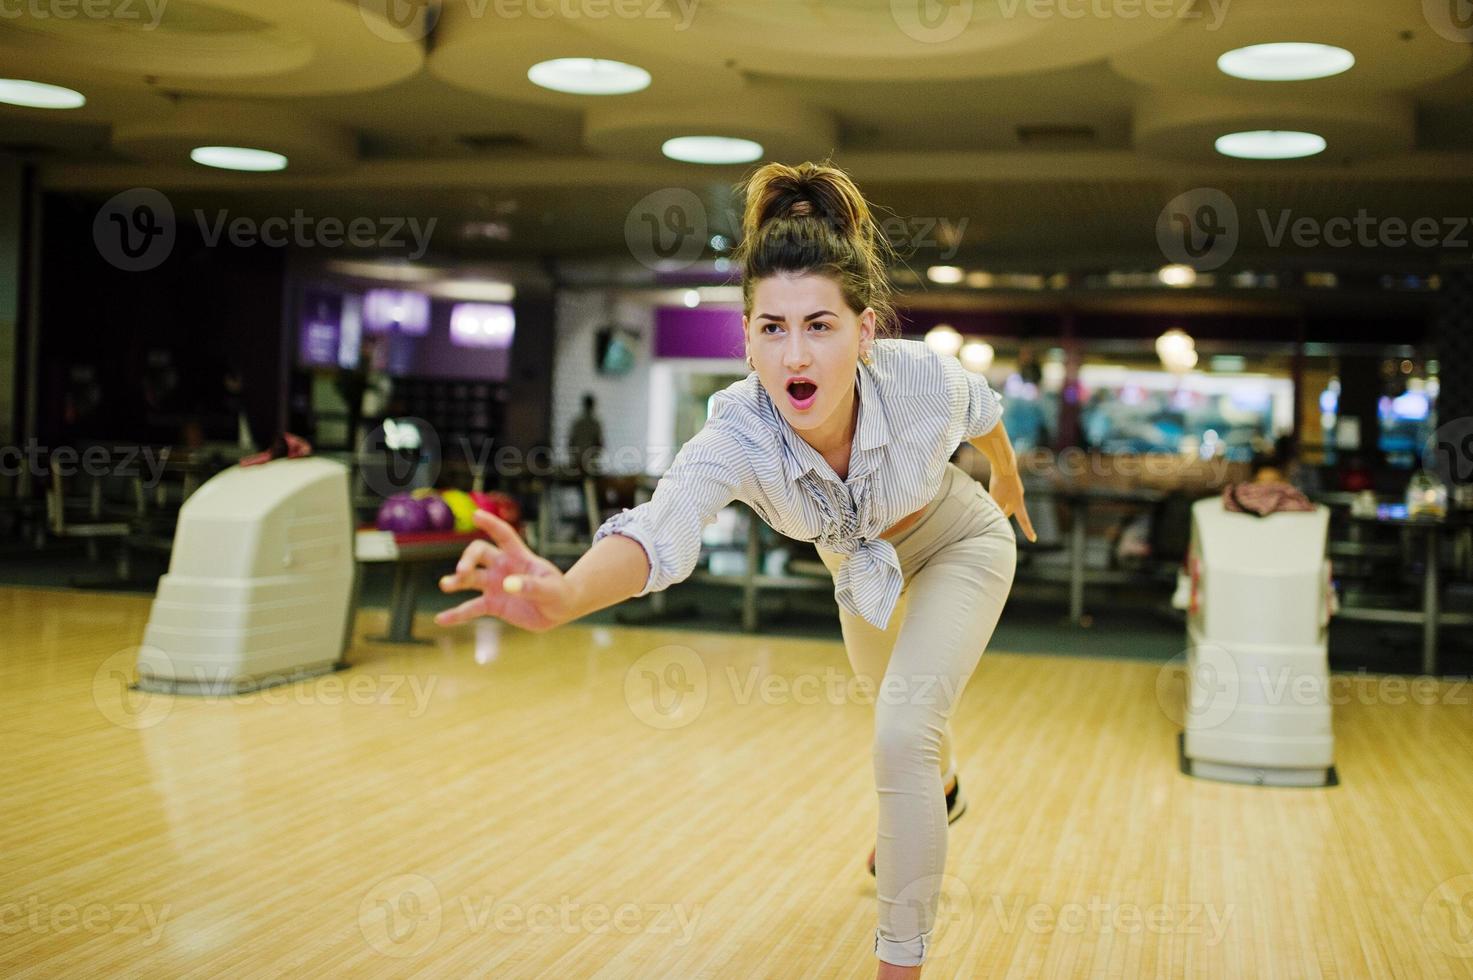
[38,192,287,447]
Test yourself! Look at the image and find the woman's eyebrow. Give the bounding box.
[755,310,838,322]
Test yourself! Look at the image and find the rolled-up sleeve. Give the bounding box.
[591,419,749,596]
[941,354,1005,440]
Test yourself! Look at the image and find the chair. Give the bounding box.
[45,450,136,583]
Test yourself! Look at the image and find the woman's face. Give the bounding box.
[743,273,874,440]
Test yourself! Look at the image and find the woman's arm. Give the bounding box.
[559,533,651,619]
[969,422,1037,542]
[969,421,1017,477]
[940,349,1035,542]
[437,417,748,632]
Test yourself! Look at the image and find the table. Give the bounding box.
[609,497,832,633]
[354,527,490,644]
[1337,510,1473,675]
[1026,486,1168,625]
[534,470,602,559]
[686,507,831,631]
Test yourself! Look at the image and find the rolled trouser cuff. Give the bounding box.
[875,928,928,967]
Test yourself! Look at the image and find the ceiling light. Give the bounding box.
[960,340,994,373]
[527,58,650,96]
[427,280,516,303]
[324,259,435,282]
[924,325,963,358]
[190,146,288,172]
[1156,328,1197,373]
[1218,43,1355,82]
[683,289,700,308]
[0,79,85,109]
[1215,130,1326,160]
[1155,327,1194,358]
[926,265,964,285]
[1158,264,1197,287]
[661,136,763,165]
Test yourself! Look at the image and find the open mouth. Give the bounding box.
[786,379,818,409]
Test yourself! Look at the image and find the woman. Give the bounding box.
[436,161,1035,978]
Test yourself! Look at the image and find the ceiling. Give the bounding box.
[2,0,1472,273]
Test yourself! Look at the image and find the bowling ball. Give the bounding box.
[422,494,455,532]
[439,489,478,533]
[471,491,521,526]
[376,493,431,534]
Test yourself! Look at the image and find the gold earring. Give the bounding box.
[745,353,754,370]
[860,347,873,366]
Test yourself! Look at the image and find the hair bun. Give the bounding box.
[731,159,901,340]
[737,160,872,244]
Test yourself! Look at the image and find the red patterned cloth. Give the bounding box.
[239,432,313,467]
[1222,480,1315,517]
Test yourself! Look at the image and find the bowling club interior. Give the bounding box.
[2,2,1473,977]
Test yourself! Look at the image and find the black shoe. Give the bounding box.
[868,777,967,876]
[946,776,968,824]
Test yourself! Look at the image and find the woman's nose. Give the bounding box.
[783,338,810,369]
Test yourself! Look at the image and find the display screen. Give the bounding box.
[298,285,513,381]
[596,326,638,375]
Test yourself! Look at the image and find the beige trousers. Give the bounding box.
[817,462,1017,967]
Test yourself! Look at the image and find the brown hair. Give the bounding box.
[731,160,900,338]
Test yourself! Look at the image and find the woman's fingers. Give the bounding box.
[439,565,489,594]
[434,594,490,627]
[436,518,545,626]
[473,509,531,557]
[502,572,556,604]
[442,537,506,595]
[1015,500,1038,543]
[455,539,500,576]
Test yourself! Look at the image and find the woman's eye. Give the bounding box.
[761,323,781,334]
[810,322,832,331]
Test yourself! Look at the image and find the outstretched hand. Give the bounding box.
[435,510,572,632]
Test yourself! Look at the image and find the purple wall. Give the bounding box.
[654,307,745,359]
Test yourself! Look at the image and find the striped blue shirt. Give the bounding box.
[592,338,1005,630]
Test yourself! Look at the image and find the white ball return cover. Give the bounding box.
[137,457,354,694]
[1182,496,1336,787]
